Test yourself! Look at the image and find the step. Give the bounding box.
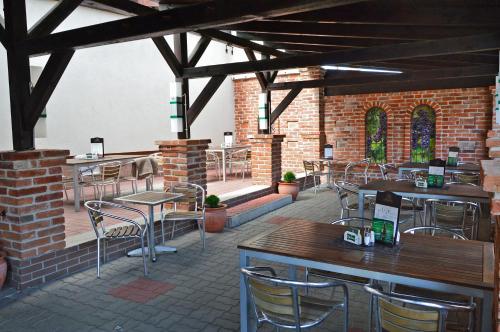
[226,193,293,228]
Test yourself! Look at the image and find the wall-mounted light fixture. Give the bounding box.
[169,82,184,133]
[258,93,268,131]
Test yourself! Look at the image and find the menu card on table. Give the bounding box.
[428,159,446,188]
[372,191,402,246]
[446,147,459,167]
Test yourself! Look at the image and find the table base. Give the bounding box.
[127,245,177,261]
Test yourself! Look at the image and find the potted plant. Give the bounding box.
[278,171,300,201]
[204,195,227,233]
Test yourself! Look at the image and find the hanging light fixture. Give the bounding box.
[258,93,268,131]
[169,82,184,133]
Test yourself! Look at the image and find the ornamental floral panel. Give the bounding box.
[410,105,436,163]
[365,107,387,163]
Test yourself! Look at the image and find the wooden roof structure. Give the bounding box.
[1,0,499,150]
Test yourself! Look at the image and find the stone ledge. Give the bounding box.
[155,139,211,146]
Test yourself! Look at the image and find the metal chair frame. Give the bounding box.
[85,200,148,278]
[450,171,480,185]
[206,150,222,180]
[302,160,323,194]
[161,183,207,249]
[242,266,349,332]
[377,163,397,180]
[403,226,467,240]
[227,148,249,179]
[425,199,479,240]
[364,284,475,332]
[344,158,370,184]
[84,161,122,201]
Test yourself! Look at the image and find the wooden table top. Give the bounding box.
[66,154,144,165]
[359,179,489,200]
[238,220,494,290]
[115,191,183,206]
[399,162,480,172]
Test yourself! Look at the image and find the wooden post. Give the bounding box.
[4,0,33,151]
[174,33,190,139]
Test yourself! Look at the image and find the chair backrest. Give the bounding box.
[206,150,219,162]
[84,200,147,238]
[230,148,248,161]
[404,226,467,240]
[303,160,316,173]
[149,152,164,175]
[170,182,205,211]
[429,200,467,225]
[99,161,121,182]
[344,159,370,184]
[364,284,475,332]
[410,169,428,180]
[455,172,480,185]
[333,181,359,210]
[377,163,395,180]
[134,157,155,180]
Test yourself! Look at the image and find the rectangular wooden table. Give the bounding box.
[397,162,480,178]
[238,220,494,332]
[66,154,144,212]
[115,191,183,262]
[357,179,490,218]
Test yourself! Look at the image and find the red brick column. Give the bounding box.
[0,149,69,288]
[155,139,211,191]
[249,134,286,187]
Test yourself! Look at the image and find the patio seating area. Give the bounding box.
[2,1,500,331]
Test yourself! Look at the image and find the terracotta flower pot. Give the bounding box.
[205,204,227,233]
[0,251,7,290]
[278,182,300,201]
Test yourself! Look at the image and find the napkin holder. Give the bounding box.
[344,229,362,245]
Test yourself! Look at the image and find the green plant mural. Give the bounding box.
[410,105,436,163]
[365,107,387,163]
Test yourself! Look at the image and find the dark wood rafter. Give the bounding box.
[244,48,267,91]
[25,49,75,129]
[186,75,226,126]
[200,29,285,57]
[227,21,490,41]
[174,32,190,139]
[325,76,494,96]
[187,36,211,67]
[4,0,33,151]
[89,0,157,16]
[268,71,278,84]
[270,87,302,124]
[0,15,6,49]
[277,2,500,27]
[182,32,500,78]
[23,0,363,56]
[268,64,498,90]
[28,0,83,38]
[152,37,183,77]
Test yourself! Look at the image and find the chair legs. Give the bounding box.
[140,236,148,276]
[198,219,206,249]
[96,238,101,278]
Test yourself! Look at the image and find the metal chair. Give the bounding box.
[404,226,467,240]
[83,161,122,201]
[334,181,374,218]
[306,217,373,330]
[227,148,249,179]
[303,160,323,194]
[377,163,397,180]
[242,266,349,332]
[206,150,222,180]
[84,201,148,278]
[161,183,206,249]
[344,158,370,184]
[425,199,479,240]
[451,172,480,185]
[364,284,475,332]
[119,158,155,194]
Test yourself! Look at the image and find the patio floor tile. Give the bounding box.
[108,277,175,304]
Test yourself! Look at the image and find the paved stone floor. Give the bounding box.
[0,187,488,332]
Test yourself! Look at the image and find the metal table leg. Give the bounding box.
[222,150,226,182]
[358,191,365,218]
[240,251,253,332]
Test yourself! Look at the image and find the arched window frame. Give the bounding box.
[410,104,436,163]
[365,107,387,164]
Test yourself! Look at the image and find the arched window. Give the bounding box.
[365,107,387,163]
[410,105,436,163]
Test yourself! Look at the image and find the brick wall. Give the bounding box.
[249,134,285,186]
[234,72,493,169]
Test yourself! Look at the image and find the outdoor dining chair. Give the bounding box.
[161,183,206,249]
[119,157,156,194]
[334,181,374,218]
[425,199,479,240]
[84,201,148,278]
[206,150,222,180]
[451,172,480,185]
[303,160,323,194]
[227,148,249,179]
[344,158,370,184]
[83,161,121,201]
[241,266,349,332]
[377,163,397,180]
[364,284,475,332]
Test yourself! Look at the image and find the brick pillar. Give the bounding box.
[249,134,285,187]
[0,149,69,289]
[155,139,211,191]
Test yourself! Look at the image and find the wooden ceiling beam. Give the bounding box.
[23,0,364,56]
[152,37,183,77]
[200,29,285,57]
[227,21,490,41]
[188,35,211,67]
[182,32,500,78]
[244,48,267,91]
[186,75,226,126]
[325,76,494,96]
[268,64,498,90]
[87,0,157,15]
[0,16,6,49]
[278,2,500,27]
[270,87,302,124]
[28,0,84,38]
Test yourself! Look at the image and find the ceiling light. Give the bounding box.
[321,65,402,74]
